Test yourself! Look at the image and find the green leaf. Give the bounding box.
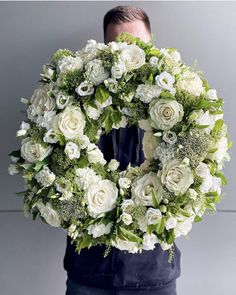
[119,226,143,243]
[151,190,159,208]
[111,109,122,125]
[212,119,224,136]
[95,85,110,104]
[76,156,89,168]
[194,215,203,223]
[156,217,165,234]
[167,229,175,244]
[215,171,228,186]
[33,159,49,172]
[149,48,160,56]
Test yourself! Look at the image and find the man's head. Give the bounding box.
[103,6,152,44]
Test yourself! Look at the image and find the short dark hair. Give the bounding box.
[103,5,151,41]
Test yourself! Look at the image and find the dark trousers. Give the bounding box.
[65,278,177,295]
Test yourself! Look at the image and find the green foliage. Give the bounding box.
[95,85,110,104]
[119,226,143,243]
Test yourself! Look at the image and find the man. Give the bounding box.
[64,5,181,295]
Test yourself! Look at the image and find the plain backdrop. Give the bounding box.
[0,1,235,295]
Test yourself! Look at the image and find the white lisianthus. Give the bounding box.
[138,118,152,131]
[64,141,80,159]
[55,92,72,109]
[149,99,184,130]
[87,143,107,165]
[33,199,60,227]
[35,110,57,130]
[76,39,99,64]
[149,56,159,67]
[119,44,146,71]
[43,128,58,144]
[85,59,109,85]
[8,163,19,175]
[20,137,53,163]
[118,177,131,189]
[75,167,102,190]
[111,63,127,79]
[142,131,160,160]
[207,136,229,164]
[131,172,162,206]
[165,215,178,230]
[145,208,162,225]
[121,199,135,211]
[160,159,194,195]
[135,84,161,104]
[142,233,159,250]
[27,84,56,119]
[155,71,176,95]
[57,56,83,73]
[111,237,139,254]
[108,159,120,171]
[120,212,133,225]
[16,121,31,137]
[35,165,56,187]
[84,179,118,218]
[75,81,94,96]
[52,105,86,140]
[205,89,218,100]
[87,222,113,238]
[176,70,204,97]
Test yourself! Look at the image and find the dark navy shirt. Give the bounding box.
[63,125,181,290]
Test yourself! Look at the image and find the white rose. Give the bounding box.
[85,59,109,85]
[145,208,162,225]
[64,141,80,159]
[57,56,83,73]
[135,84,161,104]
[75,81,94,96]
[52,105,86,140]
[85,179,118,218]
[87,222,113,238]
[205,89,218,100]
[161,159,194,195]
[75,167,101,190]
[87,143,107,165]
[118,177,131,189]
[142,233,159,250]
[20,138,53,163]
[132,172,162,206]
[27,84,56,118]
[120,212,133,225]
[111,237,139,254]
[155,71,176,95]
[35,165,56,187]
[111,63,127,79]
[33,199,60,227]
[142,131,160,160]
[149,99,184,130]
[176,70,204,97]
[119,44,146,71]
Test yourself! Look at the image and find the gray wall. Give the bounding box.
[0,1,235,294]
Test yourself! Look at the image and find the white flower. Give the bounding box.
[8,163,19,175]
[16,121,31,137]
[85,59,109,85]
[160,159,194,195]
[165,215,178,230]
[108,41,127,53]
[75,81,94,96]
[33,199,60,227]
[77,39,99,64]
[75,167,101,190]
[205,89,218,100]
[207,136,229,164]
[35,165,56,187]
[120,212,133,225]
[176,70,204,97]
[145,208,162,225]
[132,172,162,206]
[68,224,79,239]
[162,131,177,145]
[186,188,198,201]
[57,56,83,73]
[149,56,159,67]
[87,222,113,238]
[55,92,72,109]
[118,177,131,189]
[27,84,56,119]
[135,84,161,103]
[111,63,127,79]
[119,44,146,71]
[41,65,55,80]
[77,134,90,149]
[142,131,160,160]
[159,49,182,75]
[121,199,135,211]
[111,237,139,253]
[20,137,53,163]
[35,110,57,129]
[155,71,176,95]
[84,179,118,218]
[64,141,80,160]
[104,78,119,93]
[108,159,120,171]
[149,99,184,130]
[87,143,107,165]
[52,105,86,140]
[43,128,58,144]
[84,104,102,120]
[174,214,194,238]
[142,233,159,250]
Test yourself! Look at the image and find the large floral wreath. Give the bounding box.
[8,32,231,261]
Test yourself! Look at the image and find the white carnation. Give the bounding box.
[75,167,101,190]
[85,59,109,85]
[35,165,56,187]
[176,70,204,97]
[57,56,83,73]
[135,84,161,103]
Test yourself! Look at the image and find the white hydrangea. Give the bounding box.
[176,70,204,97]
[85,59,109,85]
